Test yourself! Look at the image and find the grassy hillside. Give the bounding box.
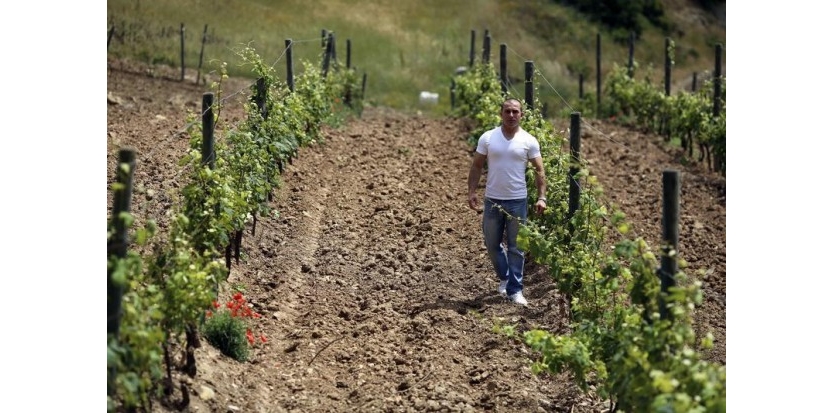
[106,0,725,116]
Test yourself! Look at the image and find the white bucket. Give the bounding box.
[419,91,439,105]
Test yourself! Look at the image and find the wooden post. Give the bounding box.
[234,230,243,263]
[361,72,367,100]
[196,24,208,85]
[524,61,534,111]
[345,40,353,107]
[713,44,724,174]
[321,29,327,47]
[254,78,267,120]
[201,92,222,270]
[628,31,635,78]
[322,33,332,77]
[469,30,476,67]
[664,37,672,96]
[658,170,680,321]
[286,39,295,92]
[661,37,673,139]
[450,79,456,110]
[330,32,337,67]
[108,148,136,336]
[568,113,581,231]
[596,33,601,115]
[180,23,186,81]
[482,32,491,64]
[346,39,352,69]
[692,72,698,92]
[713,44,723,116]
[579,73,584,99]
[202,93,215,169]
[108,27,115,50]
[500,44,507,94]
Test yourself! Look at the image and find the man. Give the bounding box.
[467,98,547,306]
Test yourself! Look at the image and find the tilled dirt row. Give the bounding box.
[180,108,594,412]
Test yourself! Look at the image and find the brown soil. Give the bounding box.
[107,58,725,413]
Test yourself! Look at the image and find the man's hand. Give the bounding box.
[468,193,480,211]
[534,199,547,215]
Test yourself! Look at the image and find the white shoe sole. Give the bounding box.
[498,281,508,296]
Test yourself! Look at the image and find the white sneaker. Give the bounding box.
[498,280,508,296]
[508,292,528,306]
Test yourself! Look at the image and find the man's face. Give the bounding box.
[501,100,522,127]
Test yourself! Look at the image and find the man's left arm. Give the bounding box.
[530,156,547,214]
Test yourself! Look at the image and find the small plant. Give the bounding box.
[397,147,411,156]
[202,292,267,362]
[490,317,519,339]
[231,283,247,293]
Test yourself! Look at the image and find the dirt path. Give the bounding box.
[107,60,725,412]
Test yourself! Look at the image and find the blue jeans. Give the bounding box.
[482,198,527,296]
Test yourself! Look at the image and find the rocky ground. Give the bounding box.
[107,58,725,412]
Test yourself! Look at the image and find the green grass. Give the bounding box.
[107,0,725,117]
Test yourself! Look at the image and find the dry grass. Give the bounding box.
[107,0,725,115]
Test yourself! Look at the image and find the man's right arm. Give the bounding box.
[467,152,487,210]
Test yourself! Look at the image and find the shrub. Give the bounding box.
[202,309,250,362]
[201,293,267,362]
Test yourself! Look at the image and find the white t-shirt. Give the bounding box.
[476,126,542,200]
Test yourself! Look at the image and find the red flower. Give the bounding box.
[214,293,265,347]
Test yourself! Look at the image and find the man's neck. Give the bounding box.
[501,124,519,138]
